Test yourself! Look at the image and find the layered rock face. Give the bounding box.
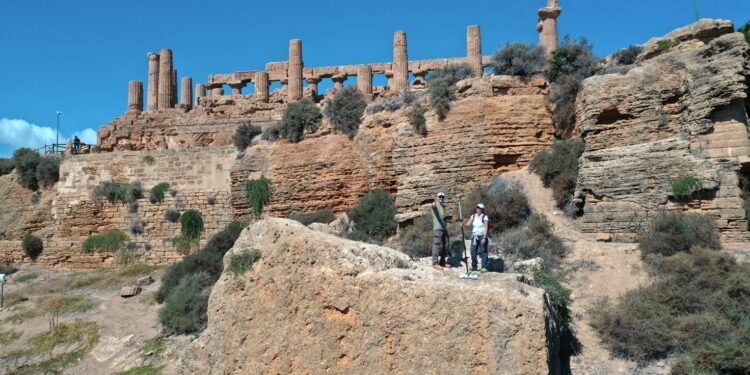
[176,219,556,374]
[231,75,555,222]
[574,20,750,247]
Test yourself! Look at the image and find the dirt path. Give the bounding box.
[505,168,662,375]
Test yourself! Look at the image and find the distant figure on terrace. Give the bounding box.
[73,136,80,155]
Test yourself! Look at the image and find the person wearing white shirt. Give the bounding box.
[463,203,489,272]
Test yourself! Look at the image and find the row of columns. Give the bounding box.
[129,48,194,112]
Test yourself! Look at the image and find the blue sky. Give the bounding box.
[0,0,748,157]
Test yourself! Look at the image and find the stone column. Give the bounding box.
[288,39,303,101]
[306,76,321,97]
[538,0,562,56]
[147,52,159,111]
[229,82,245,96]
[128,80,143,112]
[392,30,408,93]
[255,72,269,102]
[357,65,373,96]
[157,48,173,109]
[332,74,346,90]
[206,83,224,97]
[171,69,178,107]
[181,77,193,107]
[385,71,394,88]
[195,83,206,105]
[467,25,482,77]
[412,69,429,87]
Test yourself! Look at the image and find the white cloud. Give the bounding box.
[0,118,97,151]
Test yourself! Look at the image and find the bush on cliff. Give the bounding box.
[36,156,60,188]
[92,180,143,205]
[180,209,204,241]
[637,211,720,260]
[590,248,750,372]
[278,99,322,143]
[613,45,643,66]
[12,147,41,190]
[22,234,44,261]
[245,176,273,218]
[398,212,433,259]
[159,271,213,334]
[233,122,261,151]
[490,42,546,76]
[288,208,336,226]
[82,229,128,253]
[324,86,367,138]
[740,21,750,43]
[0,157,15,176]
[496,213,567,270]
[149,182,170,203]
[226,249,262,277]
[409,103,427,136]
[546,35,599,137]
[348,189,397,243]
[461,177,532,236]
[427,63,473,120]
[164,208,180,223]
[529,139,585,213]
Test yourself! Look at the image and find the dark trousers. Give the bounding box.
[470,235,488,270]
[432,229,448,265]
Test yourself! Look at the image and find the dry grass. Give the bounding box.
[67,264,163,290]
[0,329,21,345]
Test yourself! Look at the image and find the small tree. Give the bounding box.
[36,156,60,187]
[149,182,170,203]
[0,157,15,176]
[409,103,427,136]
[349,189,397,243]
[427,63,473,120]
[490,42,546,76]
[181,209,204,240]
[233,122,261,151]
[278,99,322,143]
[324,86,367,138]
[529,139,585,212]
[613,45,643,66]
[245,176,273,218]
[22,234,43,260]
[12,147,41,190]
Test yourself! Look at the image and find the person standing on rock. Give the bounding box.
[431,192,450,270]
[463,203,489,272]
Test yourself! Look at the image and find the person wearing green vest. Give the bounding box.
[431,192,450,270]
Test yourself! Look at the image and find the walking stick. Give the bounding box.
[458,202,477,280]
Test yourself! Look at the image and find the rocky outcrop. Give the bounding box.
[0,172,55,240]
[176,218,557,374]
[230,75,555,222]
[574,20,750,247]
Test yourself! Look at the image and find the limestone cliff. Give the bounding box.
[175,218,558,374]
[574,20,750,247]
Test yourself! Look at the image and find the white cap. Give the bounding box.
[437,192,446,197]
[476,203,485,209]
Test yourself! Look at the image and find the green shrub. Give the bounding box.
[22,234,43,260]
[398,213,433,259]
[129,220,145,235]
[288,208,336,226]
[0,264,18,275]
[0,157,14,176]
[35,157,60,187]
[546,35,599,136]
[127,181,144,201]
[277,99,322,143]
[656,39,671,51]
[128,200,139,214]
[490,42,546,76]
[82,229,128,252]
[496,213,567,270]
[739,21,750,43]
[638,211,720,259]
[30,191,41,205]
[671,175,702,201]
[324,86,367,138]
[261,125,280,141]
[409,103,427,136]
[159,272,213,334]
[531,268,573,342]
[164,208,180,223]
[462,177,532,236]
[203,221,247,256]
[591,248,750,371]
[427,63,473,120]
[613,45,643,65]
[92,181,128,204]
[142,154,155,165]
[149,182,170,203]
[12,147,41,190]
[348,189,397,243]
[233,122,261,151]
[226,249,262,277]
[180,209,204,240]
[529,139,585,212]
[245,176,273,218]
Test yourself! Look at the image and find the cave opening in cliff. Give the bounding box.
[493,154,521,170]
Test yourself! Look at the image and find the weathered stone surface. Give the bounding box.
[127,80,143,112]
[0,172,54,241]
[120,285,141,298]
[175,219,556,374]
[574,22,750,248]
[512,257,544,274]
[288,39,303,101]
[639,19,735,61]
[136,275,154,287]
[392,31,408,92]
[467,25,482,76]
[157,48,174,110]
[147,52,159,112]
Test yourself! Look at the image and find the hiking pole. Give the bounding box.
[458,202,477,280]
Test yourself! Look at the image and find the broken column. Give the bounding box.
[128,80,143,112]
[288,39,303,101]
[205,83,224,97]
[158,48,174,109]
[357,65,373,96]
[196,83,206,104]
[255,72,269,102]
[147,52,159,111]
[467,25,482,77]
[332,74,346,90]
[181,77,192,107]
[306,76,320,97]
[172,69,178,107]
[392,30,408,92]
[229,82,245,96]
[538,0,562,55]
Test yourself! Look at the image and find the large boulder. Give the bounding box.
[175,218,557,374]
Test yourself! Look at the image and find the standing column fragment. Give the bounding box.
[158,48,174,109]
[357,65,373,96]
[467,25,482,77]
[288,39,303,101]
[538,0,562,56]
[128,80,143,112]
[255,72,269,102]
[181,77,193,108]
[195,83,206,105]
[392,31,408,92]
[147,52,159,111]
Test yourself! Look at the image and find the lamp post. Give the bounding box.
[56,110,62,154]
